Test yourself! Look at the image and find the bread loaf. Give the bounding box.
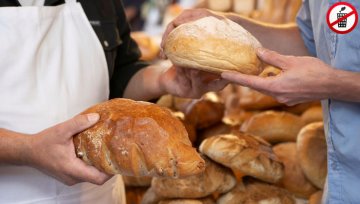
[207,0,232,12]
[164,16,262,74]
[237,86,282,110]
[301,106,323,125]
[297,122,327,189]
[240,111,305,143]
[273,143,318,198]
[131,32,160,61]
[199,133,284,183]
[217,178,296,204]
[309,191,323,204]
[151,157,236,198]
[73,98,205,178]
[141,187,164,204]
[184,99,224,129]
[159,197,215,204]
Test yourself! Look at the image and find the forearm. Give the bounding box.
[0,128,31,165]
[329,69,360,102]
[224,13,310,56]
[123,65,167,101]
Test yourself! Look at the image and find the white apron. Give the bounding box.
[0,0,125,203]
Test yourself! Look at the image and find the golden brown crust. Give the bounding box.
[131,32,160,61]
[237,86,282,110]
[199,133,284,183]
[273,143,318,198]
[240,111,305,144]
[217,178,296,204]
[73,98,205,178]
[151,157,236,198]
[164,17,262,75]
[297,122,327,189]
[309,191,323,204]
[301,106,323,125]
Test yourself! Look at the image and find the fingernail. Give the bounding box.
[87,113,100,123]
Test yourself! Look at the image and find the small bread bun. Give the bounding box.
[301,106,323,125]
[131,32,160,61]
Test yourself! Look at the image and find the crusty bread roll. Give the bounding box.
[273,143,318,198]
[184,99,224,129]
[217,178,296,204]
[301,106,323,125]
[74,98,205,178]
[151,157,236,198]
[309,191,323,204]
[207,0,232,12]
[197,122,233,146]
[233,0,255,15]
[164,16,262,75]
[297,122,327,189]
[240,111,305,143]
[237,86,282,110]
[159,197,215,204]
[199,133,284,183]
[222,109,257,127]
[123,176,152,187]
[171,111,197,144]
[131,32,160,61]
[282,101,321,115]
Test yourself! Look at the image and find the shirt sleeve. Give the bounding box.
[296,0,317,57]
[109,0,149,99]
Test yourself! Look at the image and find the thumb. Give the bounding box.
[55,113,100,138]
[257,48,289,69]
[70,159,111,185]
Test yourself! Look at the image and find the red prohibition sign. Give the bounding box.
[326,2,358,34]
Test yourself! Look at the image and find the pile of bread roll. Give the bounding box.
[117,81,326,204]
[197,0,302,24]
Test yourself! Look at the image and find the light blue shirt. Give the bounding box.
[297,0,360,203]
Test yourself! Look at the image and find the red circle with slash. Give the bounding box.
[326,2,358,34]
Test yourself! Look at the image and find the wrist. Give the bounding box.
[0,129,33,165]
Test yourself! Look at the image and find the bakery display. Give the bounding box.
[217,178,296,204]
[199,133,284,183]
[297,122,327,189]
[73,98,205,178]
[163,16,262,75]
[151,157,236,198]
[240,111,305,143]
[273,143,318,198]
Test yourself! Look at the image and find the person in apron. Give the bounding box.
[162,1,360,203]
[0,0,228,203]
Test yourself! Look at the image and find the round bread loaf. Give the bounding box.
[240,111,305,143]
[301,106,323,125]
[199,133,284,183]
[273,143,318,198]
[151,157,236,198]
[297,122,327,189]
[164,16,262,74]
[73,98,205,178]
[217,178,296,204]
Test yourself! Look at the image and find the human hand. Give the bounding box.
[159,66,229,98]
[28,113,111,186]
[221,48,335,106]
[160,8,224,58]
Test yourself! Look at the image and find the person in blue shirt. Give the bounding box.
[162,1,360,203]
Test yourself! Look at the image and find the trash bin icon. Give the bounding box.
[337,7,347,28]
